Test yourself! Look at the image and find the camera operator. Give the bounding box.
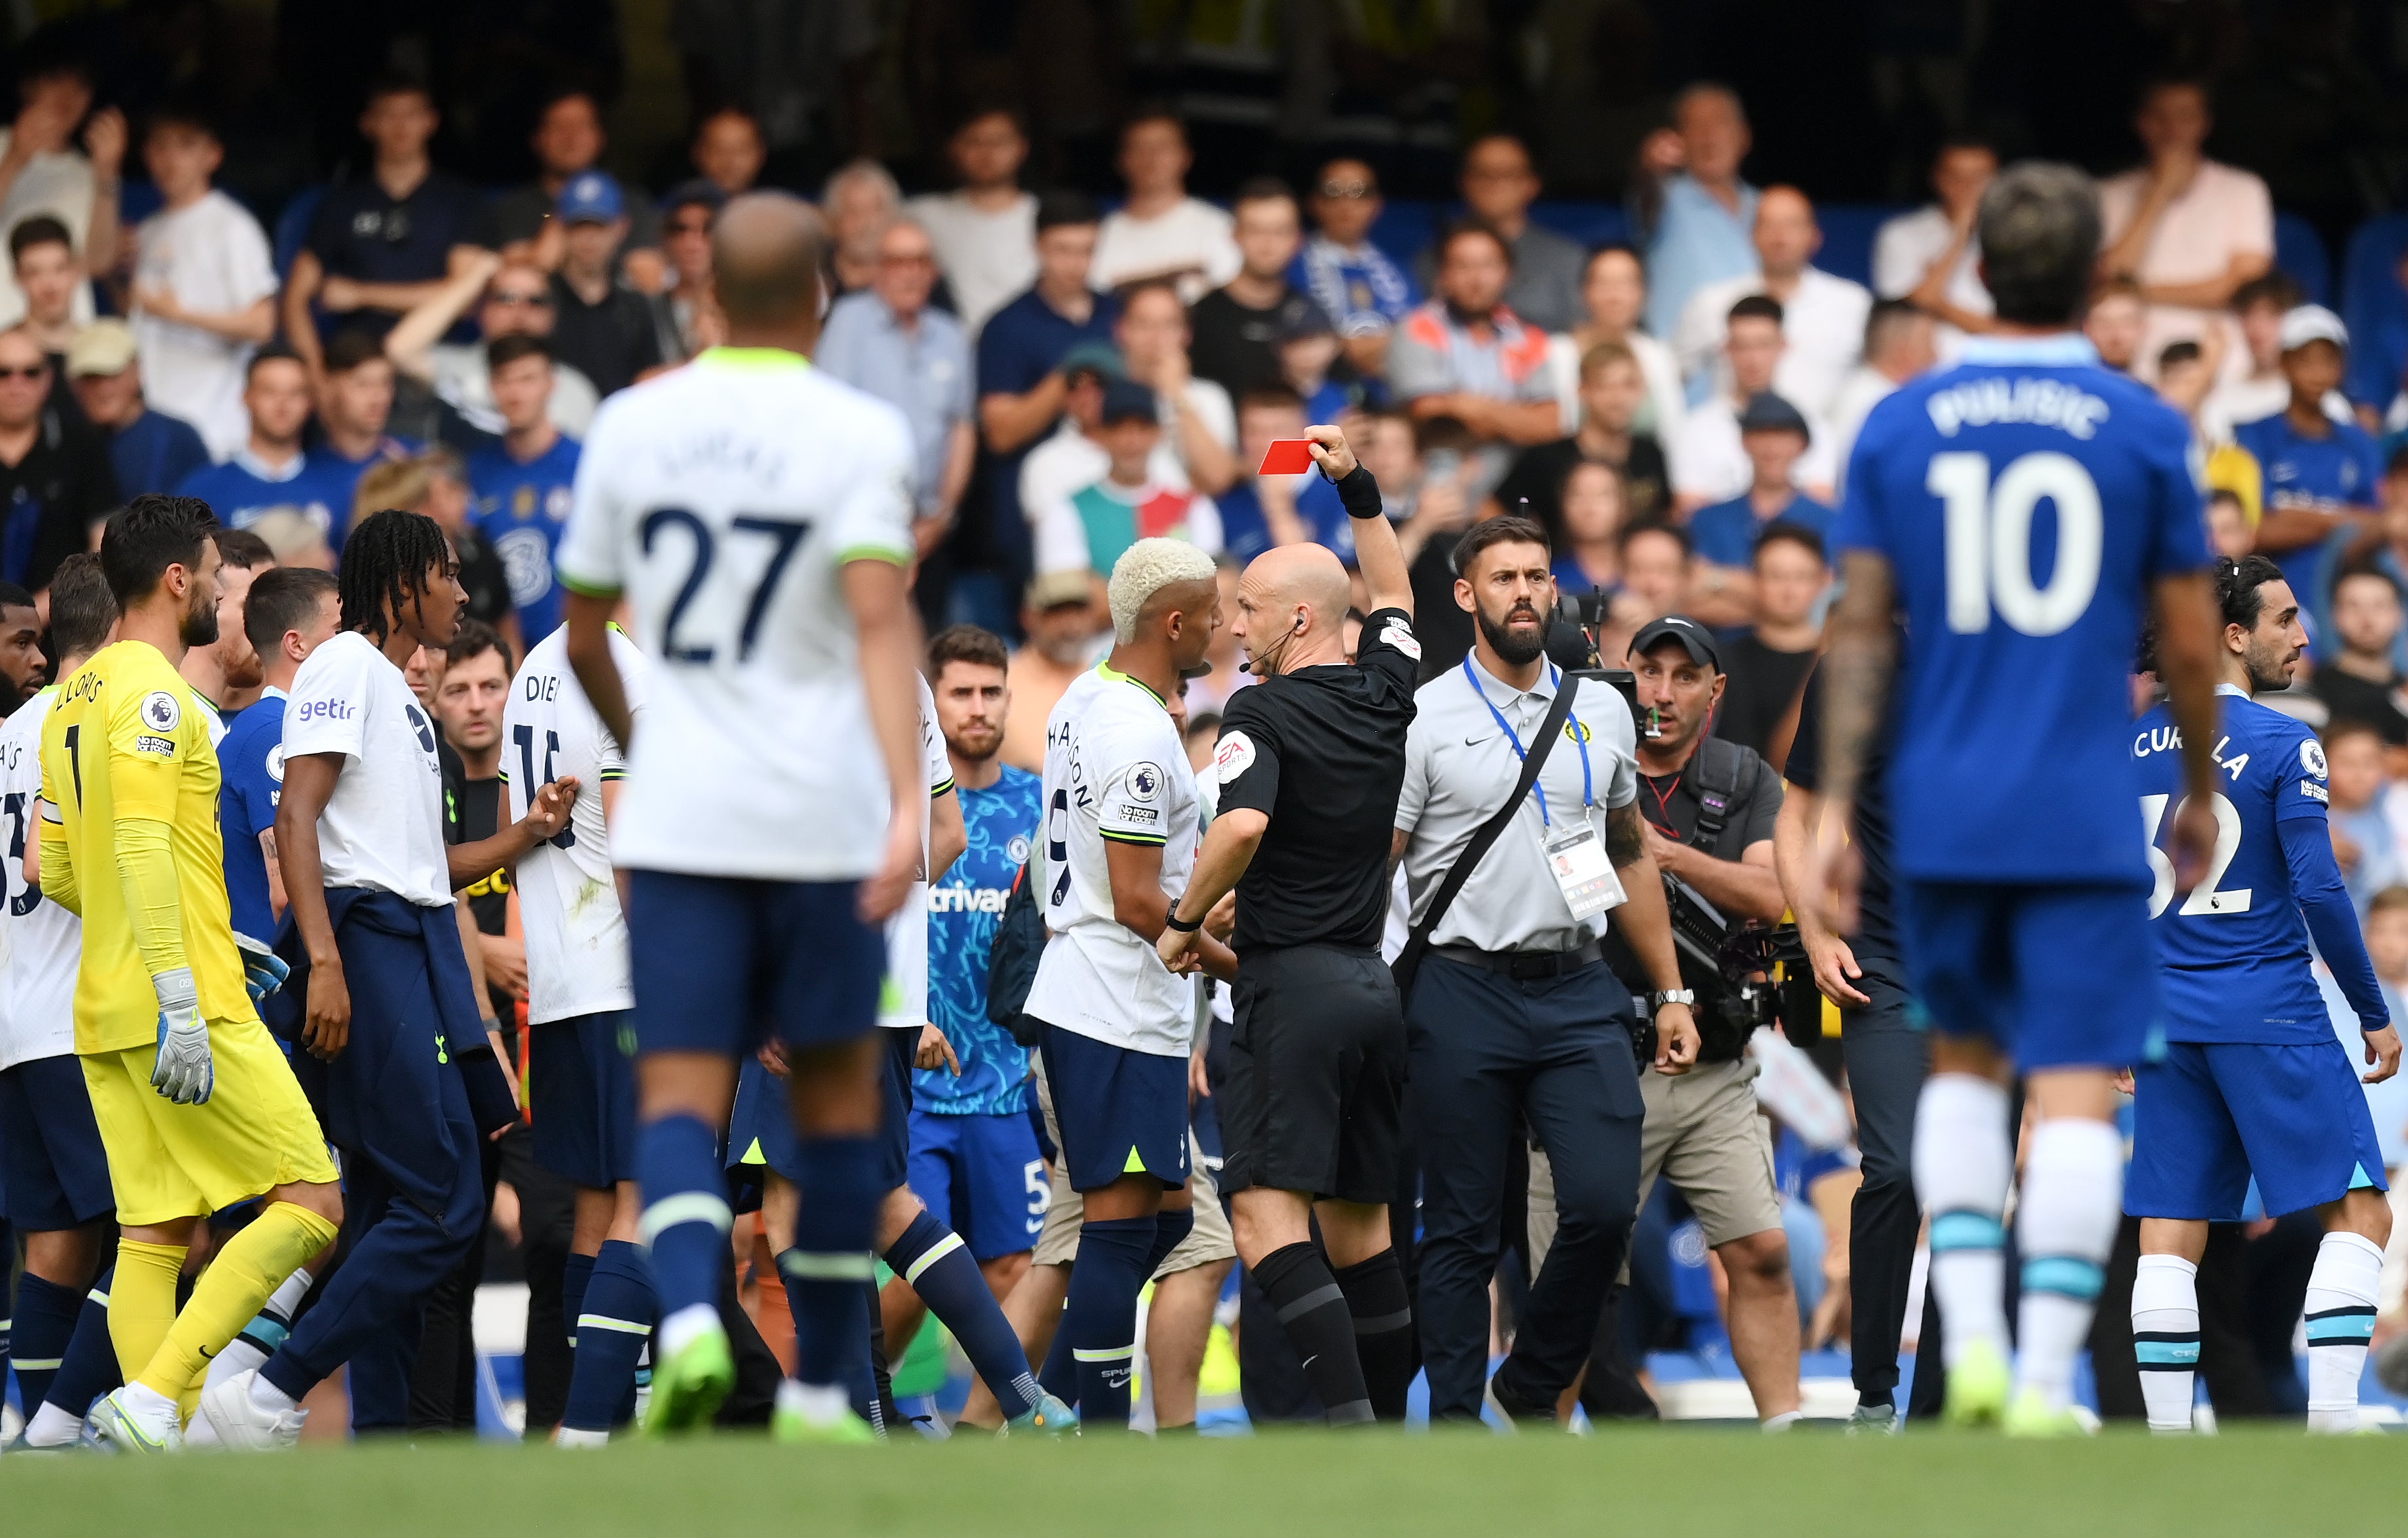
[1597,614,1803,1427]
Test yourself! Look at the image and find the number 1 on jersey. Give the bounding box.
[1930,450,2104,637]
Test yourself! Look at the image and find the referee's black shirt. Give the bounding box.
[1212,606,1421,952]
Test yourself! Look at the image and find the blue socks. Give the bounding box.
[1038,1309,1078,1404]
[784,1136,881,1395]
[1064,1215,1156,1428]
[562,1251,595,1352]
[636,1114,733,1325]
[887,1210,1037,1421]
[1145,1207,1194,1278]
[10,1273,83,1414]
[41,1265,119,1424]
[562,1241,655,1433]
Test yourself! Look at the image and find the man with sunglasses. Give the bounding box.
[0,322,116,593]
[385,252,602,440]
[1295,159,1417,383]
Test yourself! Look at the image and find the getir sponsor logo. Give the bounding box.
[292,699,357,724]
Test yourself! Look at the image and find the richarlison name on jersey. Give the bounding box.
[1926,376,2112,440]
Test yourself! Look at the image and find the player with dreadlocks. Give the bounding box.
[200,509,579,1448]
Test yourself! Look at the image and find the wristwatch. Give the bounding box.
[1650,989,1696,1009]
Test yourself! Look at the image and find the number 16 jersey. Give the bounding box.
[1833,333,2211,886]
[555,348,918,882]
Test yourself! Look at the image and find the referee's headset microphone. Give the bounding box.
[1238,614,1308,675]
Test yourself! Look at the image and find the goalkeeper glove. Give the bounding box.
[232,930,290,1002]
[150,966,213,1105]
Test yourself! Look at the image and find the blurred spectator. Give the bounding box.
[1113,278,1236,495]
[0,324,111,593]
[1276,304,1353,425]
[2097,77,2273,381]
[1670,295,1837,511]
[387,253,601,439]
[2084,276,2147,375]
[11,216,79,358]
[2232,306,2382,605]
[691,107,766,199]
[1596,519,1692,664]
[908,107,1038,341]
[1548,245,1685,442]
[2316,567,2408,749]
[978,193,1117,574]
[1413,135,1584,334]
[1673,186,1871,421]
[494,90,661,276]
[1187,557,1252,715]
[1183,709,1223,775]
[822,159,906,296]
[1827,301,1937,483]
[66,319,208,497]
[1018,353,1189,563]
[656,179,724,359]
[1031,376,1220,578]
[1871,139,1997,349]
[467,335,581,644]
[303,328,414,534]
[1712,524,1828,763]
[1091,113,1239,303]
[1491,341,1668,535]
[1214,384,1351,561]
[1633,84,1759,340]
[125,102,277,460]
[179,525,270,716]
[1295,157,1416,381]
[1687,392,1833,624]
[176,347,344,535]
[545,172,666,399]
[2202,274,2320,442]
[818,216,976,553]
[1355,408,1476,675]
[2327,719,2407,911]
[399,445,516,642]
[246,508,335,571]
[284,77,498,372]
[1188,179,1319,397]
[0,50,117,333]
[1550,459,1628,595]
[1388,222,1557,453]
[2152,335,2224,431]
[1003,571,1103,770]
[2206,485,2255,559]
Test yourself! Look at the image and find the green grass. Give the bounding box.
[0,1426,2394,1537]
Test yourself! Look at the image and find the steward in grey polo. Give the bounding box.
[1389,514,1700,1424]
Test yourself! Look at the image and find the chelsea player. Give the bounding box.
[1812,162,2227,1435]
[2128,555,2398,1435]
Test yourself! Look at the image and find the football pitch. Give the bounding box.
[0,1427,2390,1537]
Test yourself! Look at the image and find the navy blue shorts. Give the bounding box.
[529,1012,639,1191]
[627,871,885,1059]
[0,1053,114,1229]
[2128,1039,2390,1220]
[909,1108,1045,1260]
[1898,879,2158,1072]
[727,1028,916,1192]
[1039,1022,1190,1193]
[876,1028,916,1191]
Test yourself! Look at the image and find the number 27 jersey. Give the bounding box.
[1833,334,2211,886]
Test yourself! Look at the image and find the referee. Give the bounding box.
[1157,422,1419,1425]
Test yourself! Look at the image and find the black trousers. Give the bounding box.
[1405,954,1644,1421]
[1836,954,1940,1411]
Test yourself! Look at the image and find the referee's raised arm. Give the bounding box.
[1305,422,1411,619]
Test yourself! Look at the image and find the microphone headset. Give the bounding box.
[1238,615,1308,675]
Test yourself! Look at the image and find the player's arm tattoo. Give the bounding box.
[1816,551,1899,811]
[1605,802,1647,869]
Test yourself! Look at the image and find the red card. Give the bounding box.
[1257,439,1314,476]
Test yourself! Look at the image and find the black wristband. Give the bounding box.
[1164,912,1201,933]
[1333,462,1384,519]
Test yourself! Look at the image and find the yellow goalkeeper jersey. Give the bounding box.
[40,640,252,1055]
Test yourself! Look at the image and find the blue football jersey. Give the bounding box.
[2136,687,2387,1043]
[1833,333,2211,884]
[470,435,583,643]
[917,766,1042,1116]
[216,691,288,941]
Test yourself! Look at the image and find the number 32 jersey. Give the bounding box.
[1833,333,2211,886]
[2133,688,2387,1043]
[555,348,917,882]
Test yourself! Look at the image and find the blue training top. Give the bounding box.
[917,765,1042,1116]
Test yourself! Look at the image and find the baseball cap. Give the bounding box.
[1735,391,1810,440]
[558,170,626,225]
[1024,569,1093,611]
[1098,378,1159,426]
[1058,341,1126,383]
[659,178,726,219]
[2279,304,2348,354]
[1628,614,1722,671]
[1276,302,1337,343]
[65,319,135,378]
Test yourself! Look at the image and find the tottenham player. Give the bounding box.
[1811,163,2226,1434]
[2129,556,2399,1434]
[558,193,927,1444]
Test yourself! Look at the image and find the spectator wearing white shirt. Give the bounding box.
[385,253,601,439]
[1632,84,1759,341]
[1546,244,1685,442]
[1018,350,1192,552]
[1670,293,1835,512]
[908,106,1039,341]
[1672,185,1869,420]
[2097,75,2274,382]
[1091,113,1240,303]
[1871,138,1997,353]
[1826,300,1937,485]
[1113,278,1237,495]
[0,49,119,335]
[125,102,277,460]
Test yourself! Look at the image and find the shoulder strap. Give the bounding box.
[1688,736,1759,857]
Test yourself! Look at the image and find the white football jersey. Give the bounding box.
[554,348,918,882]
[879,673,957,1030]
[1025,664,1200,1057]
[0,689,78,1070]
[506,626,649,1024]
[282,631,451,908]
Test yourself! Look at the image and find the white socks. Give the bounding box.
[1912,1074,2014,1368]
[2304,1230,2382,1433]
[22,1400,83,1448]
[205,1267,315,1392]
[2014,1117,2124,1412]
[249,1371,299,1415]
[2130,1253,2200,1433]
[774,1378,850,1427]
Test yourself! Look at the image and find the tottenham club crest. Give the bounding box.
[141,690,181,732]
[1127,760,1164,804]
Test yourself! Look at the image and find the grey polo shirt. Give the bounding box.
[814,290,974,517]
[1394,654,1639,953]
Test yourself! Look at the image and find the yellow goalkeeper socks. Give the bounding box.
[135,1202,339,1401]
[109,1239,188,1387]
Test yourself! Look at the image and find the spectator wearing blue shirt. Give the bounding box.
[216,565,340,942]
[816,215,975,549]
[1686,392,1833,625]
[303,328,416,545]
[62,319,209,497]
[1214,384,1352,561]
[1633,84,1761,340]
[176,347,351,536]
[976,192,1117,584]
[1294,158,1416,382]
[2233,306,2384,625]
[468,334,581,642]
[1275,303,1358,425]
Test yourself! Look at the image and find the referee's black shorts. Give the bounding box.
[1219,942,1404,1206]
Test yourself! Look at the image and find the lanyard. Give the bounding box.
[1462,656,1592,827]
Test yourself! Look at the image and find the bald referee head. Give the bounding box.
[1236,540,1351,678]
[710,191,830,347]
